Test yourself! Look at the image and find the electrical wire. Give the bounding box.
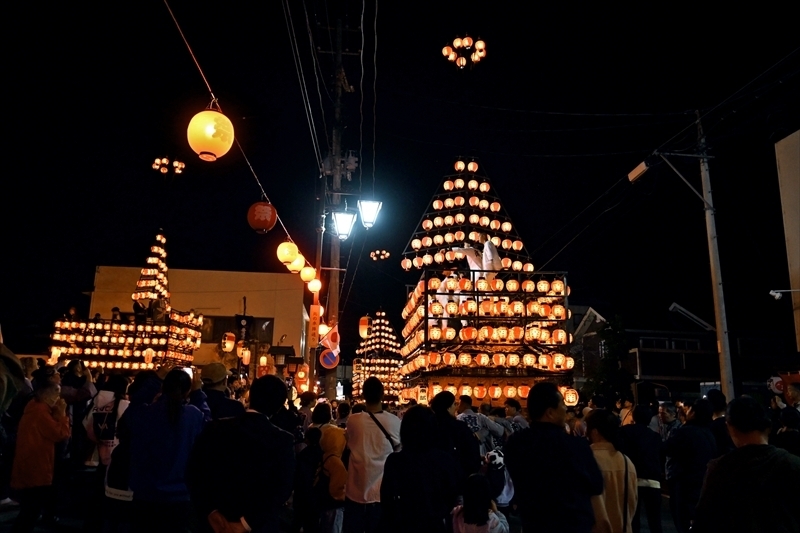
[302,0,331,154]
[162,0,216,101]
[358,0,365,191]
[371,0,378,195]
[341,232,368,317]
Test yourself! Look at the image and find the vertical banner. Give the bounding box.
[308,304,321,361]
[775,130,800,352]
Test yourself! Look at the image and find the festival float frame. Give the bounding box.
[352,311,403,402]
[48,234,202,371]
[397,159,577,404]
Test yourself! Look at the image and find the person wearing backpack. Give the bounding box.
[317,419,347,533]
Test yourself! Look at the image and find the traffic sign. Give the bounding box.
[319,348,340,370]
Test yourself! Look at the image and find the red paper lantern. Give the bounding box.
[247,202,278,233]
[490,278,504,291]
[473,385,487,399]
[427,352,441,366]
[488,384,503,399]
[517,384,530,398]
[458,277,473,291]
[492,353,506,366]
[460,327,478,341]
[443,352,457,365]
[503,385,517,398]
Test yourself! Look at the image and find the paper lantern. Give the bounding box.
[433,200,444,210]
[443,180,454,190]
[468,161,479,172]
[457,277,472,291]
[523,353,537,367]
[564,388,580,407]
[359,316,372,339]
[479,299,493,316]
[300,266,317,282]
[539,304,552,318]
[446,300,459,316]
[287,253,305,274]
[458,353,473,366]
[507,354,520,367]
[479,182,490,192]
[423,254,433,265]
[492,353,506,367]
[426,352,441,366]
[479,325,494,341]
[459,384,473,397]
[501,239,512,250]
[538,354,552,370]
[422,236,433,247]
[454,160,466,172]
[506,279,520,292]
[454,178,465,189]
[511,301,525,316]
[445,384,458,396]
[468,180,479,190]
[416,355,428,369]
[488,384,502,399]
[187,109,234,161]
[221,332,236,352]
[473,384,487,399]
[490,278,504,291]
[496,326,509,341]
[493,301,509,316]
[434,252,445,264]
[443,352,457,365]
[465,300,478,315]
[503,385,517,398]
[517,385,530,399]
[551,280,565,294]
[445,277,459,291]
[475,353,490,366]
[537,280,550,293]
[501,258,512,269]
[247,202,278,233]
[479,216,490,227]
[460,327,478,341]
[553,305,566,319]
[476,277,490,291]
[277,242,299,265]
[552,329,568,344]
[307,279,322,293]
[490,219,501,230]
[491,236,501,247]
[566,357,575,369]
[510,326,524,341]
[429,326,442,341]
[503,222,513,233]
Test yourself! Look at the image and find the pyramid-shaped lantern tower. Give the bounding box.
[49,233,203,372]
[400,157,534,273]
[353,311,403,401]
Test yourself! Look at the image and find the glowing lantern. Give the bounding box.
[430,301,444,317]
[247,202,278,233]
[221,332,236,352]
[460,327,478,341]
[566,357,575,369]
[538,354,552,369]
[427,352,441,366]
[444,215,454,225]
[422,220,433,231]
[477,277,490,291]
[412,238,423,250]
[455,197,465,208]
[454,178,465,189]
[502,222,513,233]
[187,108,234,161]
[428,277,442,291]
[503,385,517,398]
[506,280,520,292]
[492,353,506,366]
[553,329,568,344]
[490,278,504,291]
[458,353,473,366]
[480,182,491,193]
[445,327,457,340]
[468,161,479,172]
[359,316,372,339]
[465,300,478,315]
[416,355,428,369]
[475,353,490,366]
[422,236,433,247]
[510,326,524,341]
[539,305,552,318]
[307,279,322,293]
[287,253,305,274]
[446,300,459,316]
[552,280,566,294]
[490,202,501,212]
[507,354,520,367]
[479,216,490,227]
[300,266,317,282]
[429,326,442,341]
[443,180,454,190]
[501,258,512,269]
[459,384,473,397]
[433,217,444,228]
[497,326,509,341]
[434,252,445,264]
[502,239,512,250]
[433,200,444,210]
[467,180,478,191]
[564,389,579,407]
[446,384,458,395]
[455,160,466,172]
[488,384,502,399]
[490,219,501,230]
[432,383,444,396]
[479,299,493,316]
[553,305,566,319]
[481,200,491,211]
[413,257,424,268]
[512,261,523,272]
[423,254,433,265]
[479,325,494,341]
[457,278,472,291]
[277,242,299,265]
[240,347,251,366]
[455,230,466,241]
[522,280,536,293]
[469,215,480,226]
[445,250,456,262]
[445,277,459,292]
[443,352,457,365]
[523,353,537,366]
[537,280,550,293]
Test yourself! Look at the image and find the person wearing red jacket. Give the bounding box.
[11,382,71,533]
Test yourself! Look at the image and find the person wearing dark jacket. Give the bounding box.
[380,405,460,533]
[706,389,734,457]
[771,407,800,457]
[188,375,295,533]
[692,396,800,533]
[505,382,603,533]
[619,405,664,533]
[201,362,245,420]
[664,398,716,533]
[430,391,481,486]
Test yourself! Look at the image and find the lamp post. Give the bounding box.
[628,114,734,399]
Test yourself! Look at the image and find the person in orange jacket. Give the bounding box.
[10,382,71,533]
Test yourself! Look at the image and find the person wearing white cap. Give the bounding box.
[201,363,245,420]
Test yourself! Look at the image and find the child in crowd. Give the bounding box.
[451,474,509,533]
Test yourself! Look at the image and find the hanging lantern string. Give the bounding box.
[163,0,311,260]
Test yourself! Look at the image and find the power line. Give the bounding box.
[371,0,378,195]
[302,0,331,154]
[358,0,365,191]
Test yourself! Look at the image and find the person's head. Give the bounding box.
[299,391,317,409]
[330,400,339,410]
[66,359,84,377]
[101,374,129,400]
[163,369,191,401]
[68,306,77,316]
[706,389,727,414]
[201,362,230,391]
[632,405,653,426]
[93,313,102,320]
[526,382,566,426]
[659,403,677,423]
[351,403,366,414]
[249,375,288,417]
[458,395,473,414]
[362,377,384,406]
[32,365,60,389]
[311,402,333,425]
[688,398,714,426]
[35,382,61,407]
[462,474,492,526]
[779,406,800,431]
[430,391,457,418]
[589,395,606,410]
[476,233,488,244]
[726,396,772,447]
[337,402,351,419]
[399,405,437,452]
[586,408,620,446]
[479,403,492,416]
[490,407,506,418]
[786,383,800,406]
[305,426,323,447]
[504,398,522,417]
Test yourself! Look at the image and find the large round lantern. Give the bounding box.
[566,356,575,369]
[488,384,503,399]
[510,326,524,341]
[187,108,235,161]
[428,277,442,291]
[429,326,442,341]
[277,242,299,265]
[522,353,537,367]
[553,353,566,369]
[475,353,490,366]
[459,384,473,397]
[358,316,372,339]
[445,277,459,292]
[476,277,490,292]
[517,384,530,398]
[553,329,568,344]
[479,299,493,316]
[551,279,566,294]
[507,354,520,367]
[503,385,517,398]
[522,280,536,293]
[446,300,459,316]
[460,326,478,341]
[247,202,278,233]
[443,180,454,191]
[479,325,494,341]
[506,279,520,292]
[492,353,506,367]
[501,258,512,269]
[445,384,458,395]
[432,383,444,396]
[427,352,442,366]
[511,301,525,316]
[490,201,500,212]
[307,279,322,293]
[221,332,236,352]
[553,305,566,319]
[564,388,580,407]
[287,253,305,274]
[443,352,457,366]
[458,353,473,366]
[537,280,550,293]
[473,384,487,399]
[300,266,317,282]
[538,353,552,369]
[433,199,444,210]
[458,277,473,291]
[490,278,504,291]
[416,355,428,369]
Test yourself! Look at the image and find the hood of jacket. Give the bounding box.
[320,424,346,459]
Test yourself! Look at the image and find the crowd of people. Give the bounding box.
[1,358,800,533]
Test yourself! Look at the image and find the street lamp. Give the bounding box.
[770,289,800,300]
[357,200,383,229]
[331,210,358,241]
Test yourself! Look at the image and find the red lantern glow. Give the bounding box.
[247,202,278,233]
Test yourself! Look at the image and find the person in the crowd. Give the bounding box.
[299,391,318,434]
[187,375,295,533]
[317,412,348,533]
[10,382,70,533]
[310,402,335,429]
[586,409,637,533]
[457,395,504,455]
[122,368,207,533]
[664,398,716,533]
[505,382,603,533]
[568,407,587,438]
[294,427,324,533]
[617,396,634,426]
[618,405,664,533]
[653,402,681,442]
[503,398,528,430]
[0,366,36,507]
[705,389,734,457]
[451,473,510,533]
[336,402,351,428]
[482,450,514,519]
[343,377,401,533]
[201,362,245,420]
[397,399,417,420]
[431,392,481,484]
[60,359,97,466]
[771,406,800,457]
[380,405,460,533]
[692,396,800,532]
[785,382,800,411]
[484,407,514,451]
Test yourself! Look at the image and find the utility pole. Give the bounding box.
[697,112,735,399]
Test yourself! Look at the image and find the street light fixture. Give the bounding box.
[770,289,800,300]
[331,210,358,241]
[357,199,383,229]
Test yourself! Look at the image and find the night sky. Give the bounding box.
[3,1,799,361]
